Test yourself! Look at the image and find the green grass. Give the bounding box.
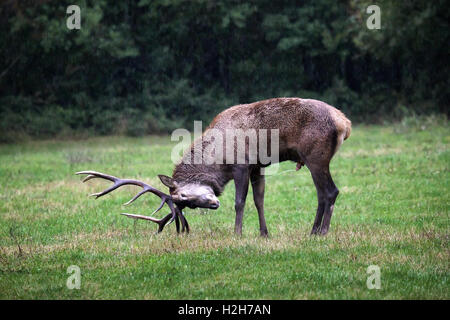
[0,123,449,299]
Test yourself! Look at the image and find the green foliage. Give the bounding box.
[0,0,448,140]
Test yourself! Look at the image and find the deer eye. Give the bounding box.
[180,193,188,199]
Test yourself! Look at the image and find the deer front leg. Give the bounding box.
[250,168,268,237]
[233,166,250,235]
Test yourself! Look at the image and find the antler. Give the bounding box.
[76,171,189,233]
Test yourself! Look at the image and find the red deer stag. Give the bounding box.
[77,98,351,236]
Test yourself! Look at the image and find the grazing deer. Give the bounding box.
[77,98,351,236]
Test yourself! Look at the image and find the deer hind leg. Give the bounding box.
[232,166,250,235]
[308,163,339,235]
[250,168,268,237]
[319,172,339,235]
[310,187,325,235]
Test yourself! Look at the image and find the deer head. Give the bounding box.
[158,175,220,210]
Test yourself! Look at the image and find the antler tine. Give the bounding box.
[76,171,117,183]
[146,198,166,216]
[121,213,168,224]
[121,213,174,233]
[123,189,151,206]
[81,174,98,183]
[89,183,123,199]
[122,208,188,234]
[180,211,190,233]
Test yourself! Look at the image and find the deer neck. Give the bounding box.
[172,163,232,196]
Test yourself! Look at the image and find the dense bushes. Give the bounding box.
[0,0,448,141]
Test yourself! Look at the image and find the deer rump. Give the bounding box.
[77,98,351,236]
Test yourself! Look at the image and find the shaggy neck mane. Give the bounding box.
[172,135,232,196]
[172,163,229,196]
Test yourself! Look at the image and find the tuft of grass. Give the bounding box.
[0,124,449,299]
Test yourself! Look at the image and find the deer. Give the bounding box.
[77,97,351,236]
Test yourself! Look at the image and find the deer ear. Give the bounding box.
[158,175,177,188]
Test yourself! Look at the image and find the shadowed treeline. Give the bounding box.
[0,0,448,141]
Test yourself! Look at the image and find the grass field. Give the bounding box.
[0,121,449,299]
